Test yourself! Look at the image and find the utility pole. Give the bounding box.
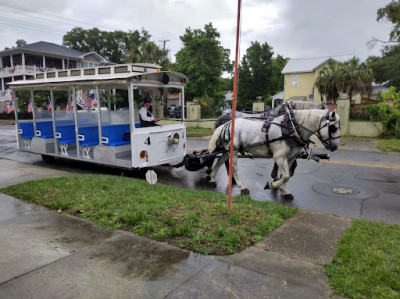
[159,39,170,51]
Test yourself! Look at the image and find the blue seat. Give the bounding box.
[56,124,76,144]
[36,121,54,138]
[101,124,131,146]
[78,126,99,146]
[19,122,35,139]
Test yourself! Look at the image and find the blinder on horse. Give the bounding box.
[317,112,340,151]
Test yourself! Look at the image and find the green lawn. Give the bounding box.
[326,218,400,298]
[0,174,296,255]
[186,127,213,137]
[376,139,400,152]
[2,174,400,297]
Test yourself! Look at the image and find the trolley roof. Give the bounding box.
[9,63,188,90]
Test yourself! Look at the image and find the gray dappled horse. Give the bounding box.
[211,104,327,184]
[208,109,341,199]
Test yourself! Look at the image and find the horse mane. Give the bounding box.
[293,109,329,130]
[291,102,326,110]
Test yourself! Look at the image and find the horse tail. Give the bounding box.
[209,122,232,153]
[208,125,224,153]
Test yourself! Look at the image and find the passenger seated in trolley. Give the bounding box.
[139,98,160,127]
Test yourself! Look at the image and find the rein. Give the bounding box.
[215,104,340,157]
[265,105,340,152]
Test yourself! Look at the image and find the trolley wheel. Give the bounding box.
[41,155,55,164]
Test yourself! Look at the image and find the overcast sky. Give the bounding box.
[0,0,394,63]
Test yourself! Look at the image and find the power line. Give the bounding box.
[0,2,182,55]
[0,7,84,29]
[0,1,115,31]
[0,16,68,34]
[0,20,65,37]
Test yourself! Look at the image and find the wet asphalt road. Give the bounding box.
[1,125,399,224]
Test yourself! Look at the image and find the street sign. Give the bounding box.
[146,170,157,185]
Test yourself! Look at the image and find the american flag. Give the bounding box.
[85,93,97,109]
[66,102,74,111]
[27,99,33,113]
[7,101,14,114]
[47,99,52,112]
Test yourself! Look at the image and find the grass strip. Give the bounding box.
[0,174,296,255]
[186,127,213,137]
[326,218,400,298]
[376,139,400,152]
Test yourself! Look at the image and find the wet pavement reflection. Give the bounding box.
[1,125,400,224]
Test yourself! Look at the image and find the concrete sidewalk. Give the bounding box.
[0,158,350,298]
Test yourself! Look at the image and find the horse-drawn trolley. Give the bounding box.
[9,63,188,169]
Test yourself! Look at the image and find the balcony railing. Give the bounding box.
[0,65,56,78]
[0,65,36,78]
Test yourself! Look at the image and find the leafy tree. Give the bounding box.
[237,41,287,108]
[367,0,400,47]
[314,58,373,104]
[367,45,400,90]
[366,2,400,90]
[63,27,169,67]
[3,39,27,50]
[377,0,400,43]
[16,39,27,47]
[174,23,231,116]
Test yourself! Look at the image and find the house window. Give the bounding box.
[83,62,97,68]
[290,74,299,87]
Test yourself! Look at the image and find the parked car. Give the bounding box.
[170,108,182,118]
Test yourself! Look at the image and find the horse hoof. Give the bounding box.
[208,181,217,187]
[241,188,250,196]
[264,182,270,190]
[206,169,212,175]
[283,194,294,200]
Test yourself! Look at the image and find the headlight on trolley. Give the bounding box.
[168,133,180,145]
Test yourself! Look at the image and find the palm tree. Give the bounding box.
[314,60,341,103]
[339,58,374,102]
[315,58,374,104]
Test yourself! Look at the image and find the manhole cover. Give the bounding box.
[312,183,378,200]
[330,187,359,195]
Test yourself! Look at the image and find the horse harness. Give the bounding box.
[216,103,339,160]
[264,103,340,152]
[262,103,308,148]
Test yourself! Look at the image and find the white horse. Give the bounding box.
[208,109,340,199]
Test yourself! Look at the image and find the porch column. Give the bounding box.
[62,58,65,70]
[10,55,13,67]
[42,56,46,68]
[22,53,25,66]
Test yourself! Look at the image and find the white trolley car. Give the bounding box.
[9,63,188,169]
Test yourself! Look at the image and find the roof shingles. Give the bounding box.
[281,54,355,74]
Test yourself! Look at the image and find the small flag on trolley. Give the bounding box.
[85,93,97,109]
[7,100,14,114]
[27,99,33,113]
[47,98,52,112]
[66,100,74,111]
